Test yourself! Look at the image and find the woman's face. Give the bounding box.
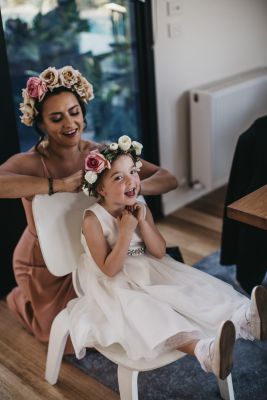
[40,91,84,146]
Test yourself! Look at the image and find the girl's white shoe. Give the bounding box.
[195,320,236,379]
[209,320,236,380]
[248,286,267,340]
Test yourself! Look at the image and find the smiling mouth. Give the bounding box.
[63,129,78,137]
[125,188,136,197]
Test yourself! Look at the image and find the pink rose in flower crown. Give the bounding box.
[26,77,47,102]
[84,150,111,174]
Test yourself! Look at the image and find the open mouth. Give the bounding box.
[63,128,78,137]
[125,188,136,197]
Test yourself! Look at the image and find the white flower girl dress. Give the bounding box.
[67,202,249,361]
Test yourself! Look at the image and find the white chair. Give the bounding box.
[32,192,235,400]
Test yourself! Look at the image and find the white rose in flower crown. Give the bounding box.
[22,88,30,102]
[40,67,59,88]
[118,135,132,151]
[135,160,143,171]
[21,88,38,109]
[84,170,98,185]
[28,96,36,109]
[109,142,118,150]
[20,103,33,115]
[74,76,94,102]
[20,112,34,126]
[59,66,79,88]
[19,103,35,126]
[132,141,143,156]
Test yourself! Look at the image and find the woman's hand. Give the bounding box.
[138,159,178,196]
[57,170,84,193]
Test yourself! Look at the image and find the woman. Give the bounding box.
[0,66,177,351]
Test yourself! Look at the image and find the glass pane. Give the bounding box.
[1,0,141,151]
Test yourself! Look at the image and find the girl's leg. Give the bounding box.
[178,340,199,356]
[177,321,236,380]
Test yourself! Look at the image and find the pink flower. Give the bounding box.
[26,77,47,101]
[84,151,111,173]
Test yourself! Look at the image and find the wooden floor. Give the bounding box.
[0,187,226,400]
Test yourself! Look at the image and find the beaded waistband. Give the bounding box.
[128,247,145,256]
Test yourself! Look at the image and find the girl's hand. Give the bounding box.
[117,209,138,233]
[130,202,146,222]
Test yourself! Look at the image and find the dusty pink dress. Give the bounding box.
[6,157,76,353]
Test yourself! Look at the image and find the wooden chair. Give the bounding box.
[32,192,235,400]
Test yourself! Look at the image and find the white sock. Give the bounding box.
[231,303,254,341]
[194,338,214,373]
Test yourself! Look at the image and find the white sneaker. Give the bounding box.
[248,286,267,340]
[204,320,236,380]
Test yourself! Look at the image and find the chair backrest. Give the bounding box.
[32,192,146,277]
[32,192,96,276]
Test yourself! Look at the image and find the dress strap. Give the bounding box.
[40,156,51,178]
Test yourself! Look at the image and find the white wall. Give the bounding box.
[152,0,267,214]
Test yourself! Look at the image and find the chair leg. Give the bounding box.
[117,365,139,400]
[217,373,235,400]
[45,309,70,385]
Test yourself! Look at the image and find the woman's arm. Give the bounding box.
[0,153,83,198]
[0,147,178,198]
[83,210,138,277]
[134,203,166,258]
[138,159,178,196]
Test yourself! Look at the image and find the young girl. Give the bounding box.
[67,135,267,380]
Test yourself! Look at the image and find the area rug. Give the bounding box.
[65,251,267,399]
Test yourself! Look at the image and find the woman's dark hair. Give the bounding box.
[33,86,87,154]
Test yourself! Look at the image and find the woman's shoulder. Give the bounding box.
[80,139,101,154]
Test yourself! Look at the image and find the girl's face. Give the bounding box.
[98,155,140,207]
[40,91,84,146]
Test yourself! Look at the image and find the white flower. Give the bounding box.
[135,160,143,171]
[118,135,132,151]
[39,67,59,88]
[22,88,29,101]
[84,170,98,184]
[109,142,118,150]
[20,103,33,115]
[20,113,34,126]
[76,76,94,102]
[19,102,35,126]
[132,141,143,156]
[59,65,79,88]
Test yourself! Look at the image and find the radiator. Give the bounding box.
[189,67,267,192]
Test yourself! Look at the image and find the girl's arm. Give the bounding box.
[134,203,166,259]
[138,159,178,196]
[0,153,83,198]
[83,209,138,277]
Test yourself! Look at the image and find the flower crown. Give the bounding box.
[19,65,94,126]
[82,135,143,197]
